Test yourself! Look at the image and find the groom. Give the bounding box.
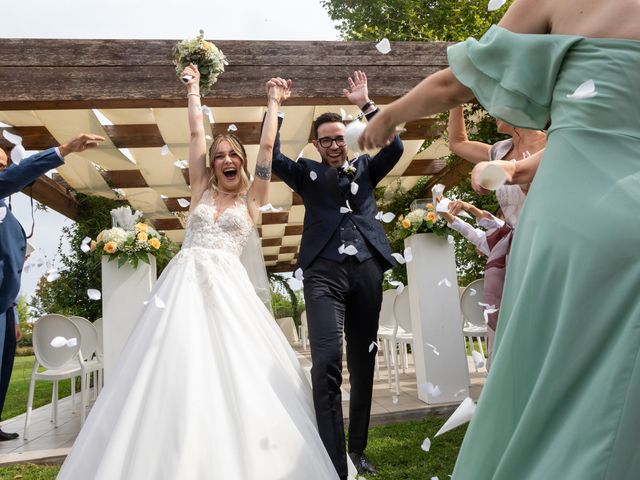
[269,71,404,479]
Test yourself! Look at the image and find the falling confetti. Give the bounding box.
[80,243,91,253]
[338,244,358,256]
[46,271,61,282]
[426,343,440,356]
[160,144,170,156]
[340,200,353,214]
[10,145,26,165]
[174,159,189,168]
[309,171,318,181]
[0,206,6,223]
[368,341,378,353]
[388,280,405,295]
[50,336,78,348]
[350,182,359,195]
[177,198,191,208]
[1,129,22,145]
[294,268,304,281]
[472,350,485,369]
[227,124,238,132]
[258,203,283,213]
[438,278,452,288]
[567,79,597,99]
[487,0,506,11]
[392,395,399,404]
[454,388,467,398]
[87,289,102,300]
[419,382,442,398]
[447,235,455,245]
[421,437,432,452]
[376,38,391,54]
[375,211,396,223]
[469,288,477,296]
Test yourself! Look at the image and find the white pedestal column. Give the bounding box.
[405,234,470,404]
[101,255,156,381]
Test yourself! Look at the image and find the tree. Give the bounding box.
[324,0,513,285]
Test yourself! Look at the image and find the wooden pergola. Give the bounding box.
[0,38,471,272]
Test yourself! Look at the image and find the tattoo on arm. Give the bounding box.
[255,162,272,181]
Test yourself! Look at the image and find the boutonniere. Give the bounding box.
[342,162,357,177]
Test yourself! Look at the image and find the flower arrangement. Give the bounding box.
[91,208,173,268]
[388,202,449,245]
[173,30,228,95]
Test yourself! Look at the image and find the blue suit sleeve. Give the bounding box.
[0,148,64,198]
[270,116,305,194]
[364,109,405,186]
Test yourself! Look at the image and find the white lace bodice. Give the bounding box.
[181,190,254,257]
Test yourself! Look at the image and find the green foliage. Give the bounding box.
[322,0,512,42]
[29,194,179,321]
[268,273,304,324]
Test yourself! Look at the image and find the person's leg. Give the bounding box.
[303,258,349,479]
[344,257,383,455]
[0,309,17,422]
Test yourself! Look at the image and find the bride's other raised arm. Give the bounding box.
[247,77,292,223]
[181,63,209,208]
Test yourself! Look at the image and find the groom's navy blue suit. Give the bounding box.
[271,111,403,479]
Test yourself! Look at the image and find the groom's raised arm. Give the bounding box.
[267,113,305,194]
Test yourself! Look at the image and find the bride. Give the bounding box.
[58,67,342,479]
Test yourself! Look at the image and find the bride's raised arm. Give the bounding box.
[247,77,292,223]
[181,64,209,208]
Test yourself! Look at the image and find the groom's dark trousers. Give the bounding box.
[270,110,403,479]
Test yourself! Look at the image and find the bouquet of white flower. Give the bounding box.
[173,30,228,95]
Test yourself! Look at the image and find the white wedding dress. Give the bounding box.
[58,190,341,480]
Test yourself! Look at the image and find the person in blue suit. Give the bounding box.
[0,133,104,440]
[269,71,404,479]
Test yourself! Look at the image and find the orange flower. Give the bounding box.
[89,240,97,252]
[426,203,434,210]
[135,222,148,232]
[149,238,161,250]
[426,212,437,222]
[402,218,411,229]
[137,232,149,242]
[104,241,118,254]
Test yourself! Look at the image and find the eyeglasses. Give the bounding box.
[317,136,346,148]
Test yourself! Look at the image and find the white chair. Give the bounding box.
[391,287,414,395]
[24,314,84,439]
[299,311,309,350]
[460,279,488,371]
[377,290,398,387]
[93,317,104,361]
[69,316,104,400]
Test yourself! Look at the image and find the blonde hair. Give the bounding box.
[207,134,251,193]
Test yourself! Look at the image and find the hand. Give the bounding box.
[470,160,515,195]
[358,110,396,150]
[15,324,22,342]
[181,63,201,92]
[266,77,292,105]
[448,200,468,216]
[343,70,370,108]
[58,133,105,157]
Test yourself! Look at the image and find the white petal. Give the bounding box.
[81,236,91,245]
[344,121,366,152]
[376,38,391,54]
[46,272,60,282]
[435,397,477,437]
[438,277,452,288]
[392,395,399,405]
[66,337,78,348]
[80,243,91,253]
[368,341,378,353]
[174,159,189,168]
[50,336,67,348]
[340,206,352,214]
[469,288,477,296]
[153,295,166,309]
[227,123,238,132]
[87,289,102,300]
[338,244,346,255]
[431,477,439,480]
[567,79,598,99]
[350,182,359,195]
[343,245,358,256]
[160,194,168,199]
[472,350,485,369]
[309,171,318,181]
[177,198,191,208]
[340,107,347,120]
[432,385,442,397]
[389,280,405,295]
[487,0,506,11]
[381,212,396,223]
[454,388,467,398]
[403,247,413,263]
[391,253,406,264]
[2,129,22,145]
[447,234,455,245]
[10,145,27,165]
[375,211,383,221]
[259,203,283,213]
[160,144,170,156]
[0,206,6,222]
[421,437,432,452]
[294,268,304,281]
[426,343,440,356]
[478,302,493,308]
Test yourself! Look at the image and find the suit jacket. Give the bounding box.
[271,113,404,271]
[0,148,64,314]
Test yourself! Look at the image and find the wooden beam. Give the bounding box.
[284,224,303,236]
[267,262,296,274]
[402,158,448,176]
[152,218,182,230]
[0,127,57,151]
[279,246,298,254]
[261,212,289,225]
[424,158,473,193]
[21,176,80,220]
[262,238,282,247]
[0,39,450,110]
[102,124,164,148]
[102,170,148,188]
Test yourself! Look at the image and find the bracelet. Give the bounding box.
[187,93,200,99]
[360,100,373,112]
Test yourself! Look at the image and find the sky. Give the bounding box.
[5,0,339,299]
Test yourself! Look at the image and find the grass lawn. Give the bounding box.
[2,356,75,421]
[0,417,466,479]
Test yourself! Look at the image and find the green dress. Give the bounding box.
[448,26,640,479]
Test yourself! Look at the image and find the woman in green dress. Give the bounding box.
[361,0,640,478]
